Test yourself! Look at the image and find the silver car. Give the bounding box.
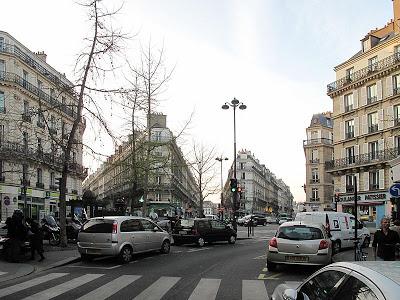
[77,216,170,263]
[271,261,400,300]
[267,221,332,270]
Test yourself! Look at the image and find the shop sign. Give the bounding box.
[338,192,388,203]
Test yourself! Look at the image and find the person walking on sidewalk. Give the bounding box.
[372,217,400,261]
[26,218,45,262]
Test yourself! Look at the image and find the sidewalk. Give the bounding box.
[0,243,80,284]
[333,247,375,262]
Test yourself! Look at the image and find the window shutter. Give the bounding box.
[354,89,359,109]
[362,115,368,135]
[387,106,395,127]
[340,122,344,140]
[339,95,344,113]
[364,172,369,191]
[378,109,384,130]
[360,86,367,106]
[341,175,346,193]
[379,169,384,189]
[386,76,393,97]
[377,80,382,100]
[354,117,359,136]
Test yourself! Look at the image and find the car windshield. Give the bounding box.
[277,225,323,240]
[177,219,195,227]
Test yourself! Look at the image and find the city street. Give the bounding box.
[0,225,318,299]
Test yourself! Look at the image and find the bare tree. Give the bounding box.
[189,142,219,217]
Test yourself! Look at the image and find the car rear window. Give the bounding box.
[177,219,195,228]
[82,219,114,233]
[277,225,323,240]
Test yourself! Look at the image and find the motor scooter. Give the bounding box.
[41,215,60,246]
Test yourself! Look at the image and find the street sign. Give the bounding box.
[389,183,400,197]
[3,196,10,206]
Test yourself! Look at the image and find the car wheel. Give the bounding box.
[197,237,205,247]
[228,235,236,244]
[362,236,370,248]
[119,246,133,264]
[267,260,277,271]
[332,241,341,254]
[160,240,170,254]
[81,254,93,262]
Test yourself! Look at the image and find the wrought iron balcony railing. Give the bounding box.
[346,185,355,193]
[309,197,320,202]
[325,147,399,171]
[327,52,400,93]
[345,131,354,139]
[303,138,333,146]
[0,71,76,118]
[368,124,379,133]
[0,42,74,96]
[369,184,379,191]
[345,105,354,112]
[367,96,378,105]
[309,179,320,184]
[309,159,320,163]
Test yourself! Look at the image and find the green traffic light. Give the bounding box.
[231,188,236,193]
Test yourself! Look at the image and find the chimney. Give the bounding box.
[35,51,47,62]
[394,0,400,33]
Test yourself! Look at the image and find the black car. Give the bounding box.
[172,218,236,247]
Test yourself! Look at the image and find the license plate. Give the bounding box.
[179,231,187,235]
[285,255,308,262]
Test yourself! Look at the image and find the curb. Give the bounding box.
[34,256,81,273]
[0,264,35,284]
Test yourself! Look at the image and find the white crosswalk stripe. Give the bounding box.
[242,280,268,300]
[22,273,104,300]
[0,272,272,299]
[76,275,141,300]
[0,271,7,276]
[0,273,68,297]
[188,278,221,300]
[132,276,181,300]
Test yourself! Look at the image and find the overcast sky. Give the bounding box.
[0,0,394,203]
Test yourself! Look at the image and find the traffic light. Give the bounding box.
[230,178,238,193]
[55,177,61,190]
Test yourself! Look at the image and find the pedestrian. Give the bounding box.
[6,210,27,262]
[390,219,400,259]
[26,218,45,262]
[372,217,400,261]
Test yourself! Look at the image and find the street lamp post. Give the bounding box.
[222,98,247,231]
[215,156,228,220]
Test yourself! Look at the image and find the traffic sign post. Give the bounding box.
[389,183,400,197]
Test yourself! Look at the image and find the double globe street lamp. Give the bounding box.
[221,98,247,231]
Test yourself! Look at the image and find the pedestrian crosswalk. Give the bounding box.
[0,272,271,299]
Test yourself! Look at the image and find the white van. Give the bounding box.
[295,211,370,253]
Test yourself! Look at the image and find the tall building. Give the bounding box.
[326,1,400,222]
[303,112,334,211]
[83,113,199,217]
[223,150,293,216]
[0,31,86,220]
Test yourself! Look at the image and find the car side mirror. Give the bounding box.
[283,288,298,300]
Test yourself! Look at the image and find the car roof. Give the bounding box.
[330,262,400,297]
[90,216,150,222]
[279,221,324,229]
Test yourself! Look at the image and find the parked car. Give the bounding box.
[205,214,219,220]
[237,214,267,226]
[271,261,400,300]
[278,217,290,225]
[266,216,277,224]
[172,218,236,247]
[267,221,332,271]
[77,216,171,263]
[295,211,371,253]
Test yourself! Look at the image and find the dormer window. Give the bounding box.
[363,39,370,52]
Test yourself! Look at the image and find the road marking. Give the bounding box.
[67,265,122,270]
[257,273,282,280]
[188,278,221,300]
[22,273,104,300]
[242,280,268,300]
[253,254,268,259]
[172,250,183,253]
[0,273,69,297]
[76,275,141,300]
[0,272,7,276]
[187,247,211,252]
[133,276,180,300]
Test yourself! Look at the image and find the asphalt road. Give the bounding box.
[0,225,319,300]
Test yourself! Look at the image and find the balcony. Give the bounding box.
[367,96,377,105]
[36,182,44,189]
[22,113,31,123]
[368,124,379,134]
[0,42,75,97]
[309,159,320,164]
[325,147,399,171]
[345,131,354,139]
[309,197,320,202]
[0,71,76,118]
[327,52,400,94]
[303,138,333,146]
[309,179,320,184]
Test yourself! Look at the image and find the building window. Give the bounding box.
[311,188,319,201]
[37,138,42,154]
[23,70,28,88]
[346,174,355,193]
[72,151,76,163]
[241,172,245,179]
[50,172,55,186]
[50,88,55,99]
[367,112,378,133]
[394,74,400,95]
[395,136,400,155]
[37,168,42,184]
[346,67,354,82]
[344,93,354,112]
[345,120,354,139]
[240,162,245,169]
[311,168,319,183]
[37,79,42,90]
[368,56,378,72]
[0,160,4,181]
[23,132,28,150]
[367,84,377,104]
[369,170,379,190]
[0,91,5,113]
[368,141,379,160]
[311,149,319,163]
[396,45,400,54]
[0,37,3,50]
[156,176,161,184]
[23,100,29,115]
[155,193,161,201]
[346,146,355,164]
[0,124,4,145]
